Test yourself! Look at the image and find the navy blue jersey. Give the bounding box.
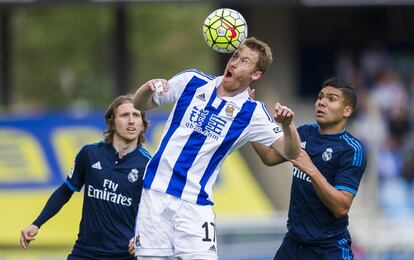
[286,124,366,244]
[64,141,151,258]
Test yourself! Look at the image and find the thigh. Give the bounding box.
[308,238,353,260]
[135,189,174,257]
[274,236,301,260]
[330,238,353,260]
[137,257,168,260]
[67,254,95,260]
[174,202,217,260]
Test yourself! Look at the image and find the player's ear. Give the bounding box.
[344,106,353,118]
[251,71,262,81]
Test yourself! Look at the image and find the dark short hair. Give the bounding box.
[322,77,357,109]
[104,94,149,145]
[240,37,273,74]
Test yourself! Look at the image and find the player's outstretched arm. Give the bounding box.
[133,79,169,111]
[291,150,354,218]
[20,224,39,249]
[271,103,301,160]
[19,183,74,249]
[251,142,287,166]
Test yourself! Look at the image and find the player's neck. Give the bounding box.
[112,136,137,158]
[318,123,346,135]
[217,83,246,98]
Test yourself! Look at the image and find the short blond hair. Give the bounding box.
[241,37,273,74]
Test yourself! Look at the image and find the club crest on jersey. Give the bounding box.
[225,104,235,117]
[322,148,333,161]
[128,168,139,183]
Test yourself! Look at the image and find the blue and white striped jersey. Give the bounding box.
[144,69,283,205]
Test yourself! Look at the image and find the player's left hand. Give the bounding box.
[128,237,135,256]
[20,224,39,249]
[274,102,294,126]
[290,149,317,176]
[128,237,139,256]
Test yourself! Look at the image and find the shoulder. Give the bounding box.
[250,99,274,122]
[78,141,110,157]
[298,123,319,135]
[340,132,366,152]
[339,132,366,166]
[81,141,106,152]
[137,146,152,161]
[172,69,216,82]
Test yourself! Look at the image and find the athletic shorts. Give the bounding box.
[274,235,353,260]
[68,253,135,260]
[134,188,218,260]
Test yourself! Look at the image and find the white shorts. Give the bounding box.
[134,188,217,260]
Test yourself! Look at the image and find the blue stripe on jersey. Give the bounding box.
[196,100,257,205]
[166,89,226,197]
[64,179,80,192]
[174,69,216,80]
[143,76,207,188]
[335,185,357,196]
[259,101,273,122]
[346,133,363,166]
[341,134,362,167]
[138,147,152,160]
[337,238,353,260]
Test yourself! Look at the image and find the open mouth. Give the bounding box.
[225,69,233,79]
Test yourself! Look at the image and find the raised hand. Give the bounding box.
[147,79,169,96]
[274,102,294,126]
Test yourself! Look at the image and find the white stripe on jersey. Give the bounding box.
[145,69,283,205]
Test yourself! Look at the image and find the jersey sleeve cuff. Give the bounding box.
[64,179,80,192]
[335,185,357,196]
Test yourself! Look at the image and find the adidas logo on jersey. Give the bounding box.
[196,93,206,101]
[91,161,102,170]
[209,244,216,252]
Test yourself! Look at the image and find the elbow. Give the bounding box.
[262,158,277,166]
[133,99,144,111]
[333,207,349,219]
[258,152,283,166]
[133,100,149,112]
[285,149,300,160]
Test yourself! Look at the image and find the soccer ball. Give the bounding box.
[202,8,248,53]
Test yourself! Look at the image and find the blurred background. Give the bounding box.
[1,0,414,259]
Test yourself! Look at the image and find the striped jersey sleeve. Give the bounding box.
[247,100,283,147]
[335,133,367,195]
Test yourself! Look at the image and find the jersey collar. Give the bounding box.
[215,76,250,109]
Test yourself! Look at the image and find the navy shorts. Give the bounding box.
[68,253,135,260]
[274,235,353,260]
